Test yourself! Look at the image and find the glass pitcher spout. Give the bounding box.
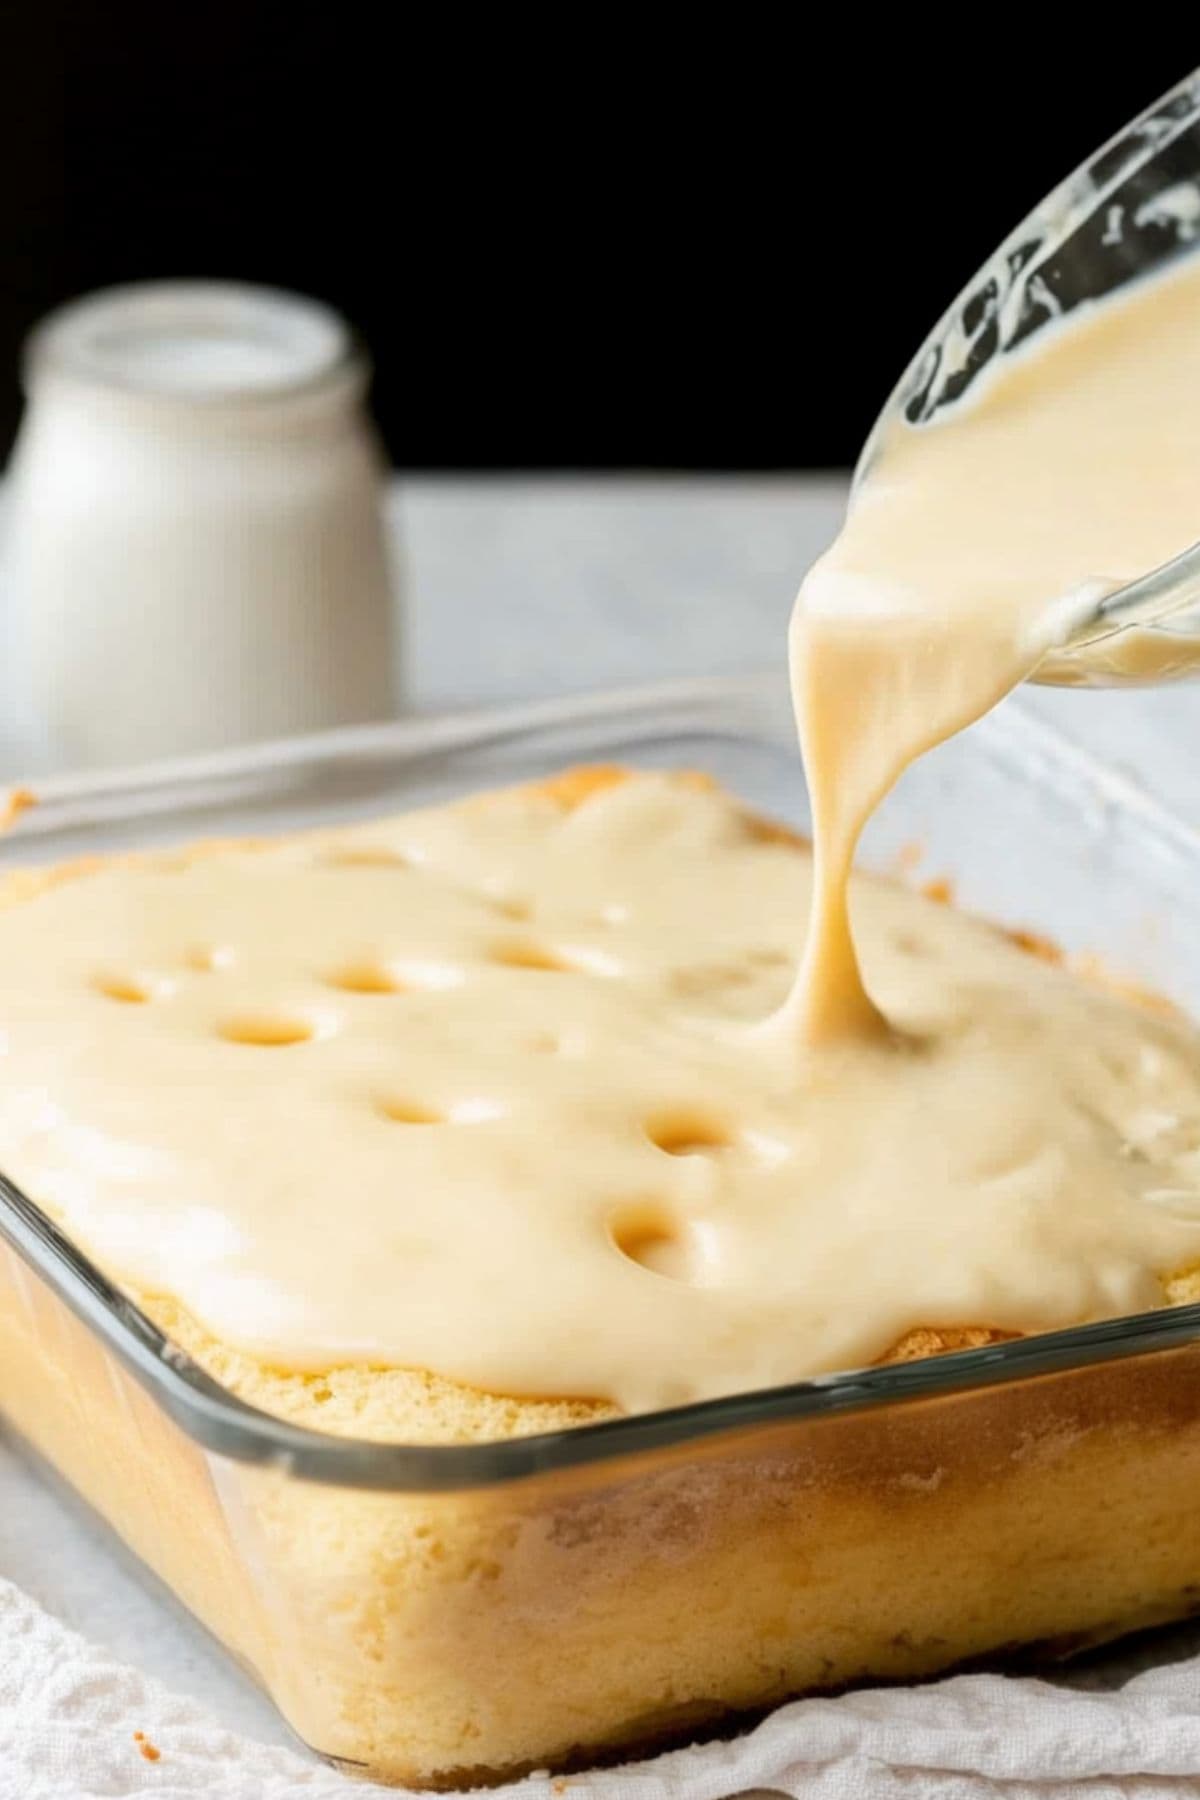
[856,69,1200,688]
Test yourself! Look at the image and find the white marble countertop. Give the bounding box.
[3,474,1200,1760]
[393,476,1200,827]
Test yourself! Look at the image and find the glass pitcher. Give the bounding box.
[858,69,1200,686]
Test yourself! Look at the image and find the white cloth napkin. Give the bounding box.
[4,1578,1200,1800]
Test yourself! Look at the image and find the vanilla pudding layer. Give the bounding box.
[3,767,1200,1425]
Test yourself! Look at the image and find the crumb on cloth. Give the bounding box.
[0,788,34,833]
[132,1730,161,1763]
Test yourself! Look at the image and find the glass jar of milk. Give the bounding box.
[5,282,398,769]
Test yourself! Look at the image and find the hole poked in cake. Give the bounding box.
[218,1014,315,1047]
[325,960,406,995]
[608,1201,722,1285]
[331,958,464,995]
[489,937,623,979]
[489,939,573,973]
[646,1109,733,1157]
[92,972,168,1004]
[377,1097,444,1125]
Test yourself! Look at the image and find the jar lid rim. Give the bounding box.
[24,281,367,406]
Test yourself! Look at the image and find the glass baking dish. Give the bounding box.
[4,672,1200,1789]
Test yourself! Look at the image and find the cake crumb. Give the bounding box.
[552,1781,570,1794]
[1007,925,1061,964]
[132,1730,161,1763]
[920,876,954,905]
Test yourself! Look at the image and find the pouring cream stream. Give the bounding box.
[789,254,1200,1042]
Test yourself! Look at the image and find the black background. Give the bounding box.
[3,16,1193,469]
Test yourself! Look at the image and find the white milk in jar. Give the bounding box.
[5,282,398,768]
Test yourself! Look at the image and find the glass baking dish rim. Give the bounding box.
[5,674,1200,1493]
